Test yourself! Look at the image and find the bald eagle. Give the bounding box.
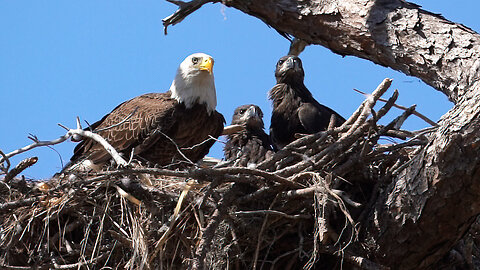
[269,55,345,150]
[67,53,225,171]
[223,105,274,167]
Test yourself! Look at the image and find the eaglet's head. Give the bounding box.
[232,104,265,130]
[170,53,217,113]
[275,55,305,84]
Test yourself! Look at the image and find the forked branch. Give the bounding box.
[0,118,128,177]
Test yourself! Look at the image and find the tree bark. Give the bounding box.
[165,0,480,269]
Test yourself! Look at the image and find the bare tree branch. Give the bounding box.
[0,122,128,168]
[163,0,219,34]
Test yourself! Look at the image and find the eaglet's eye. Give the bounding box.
[191,57,199,64]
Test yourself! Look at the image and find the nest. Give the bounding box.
[0,79,446,269]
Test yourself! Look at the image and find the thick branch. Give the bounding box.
[164,0,480,103]
[219,0,480,104]
[367,89,480,268]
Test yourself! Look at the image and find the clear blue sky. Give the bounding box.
[0,1,477,179]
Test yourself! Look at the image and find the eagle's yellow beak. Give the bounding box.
[199,57,214,74]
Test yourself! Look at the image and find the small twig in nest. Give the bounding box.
[52,253,109,269]
[312,82,397,169]
[150,179,196,263]
[354,88,438,127]
[342,78,392,139]
[300,172,358,269]
[377,104,417,136]
[158,129,195,165]
[4,157,38,183]
[233,210,310,220]
[28,133,64,168]
[0,195,46,214]
[321,246,390,270]
[252,196,278,270]
[281,186,362,208]
[192,187,235,270]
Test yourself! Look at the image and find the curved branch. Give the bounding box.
[164,0,480,103]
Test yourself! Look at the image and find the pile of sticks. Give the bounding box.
[0,79,437,269]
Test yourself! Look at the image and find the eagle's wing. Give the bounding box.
[72,93,177,164]
[298,102,345,133]
[297,103,327,133]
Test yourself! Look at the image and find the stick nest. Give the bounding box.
[0,79,445,269]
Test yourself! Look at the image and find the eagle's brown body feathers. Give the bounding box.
[71,92,224,168]
[65,53,225,170]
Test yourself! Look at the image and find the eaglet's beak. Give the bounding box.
[199,57,214,74]
[244,106,264,128]
[246,106,259,119]
[279,56,302,74]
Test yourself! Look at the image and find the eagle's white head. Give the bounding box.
[170,53,217,114]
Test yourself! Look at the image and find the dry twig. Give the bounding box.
[354,88,438,126]
[0,119,128,168]
[4,157,38,183]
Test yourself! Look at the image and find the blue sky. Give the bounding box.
[0,1,478,179]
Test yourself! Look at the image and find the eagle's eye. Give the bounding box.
[239,109,246,114]
[277,59,285,66]
[191,57,199,64]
